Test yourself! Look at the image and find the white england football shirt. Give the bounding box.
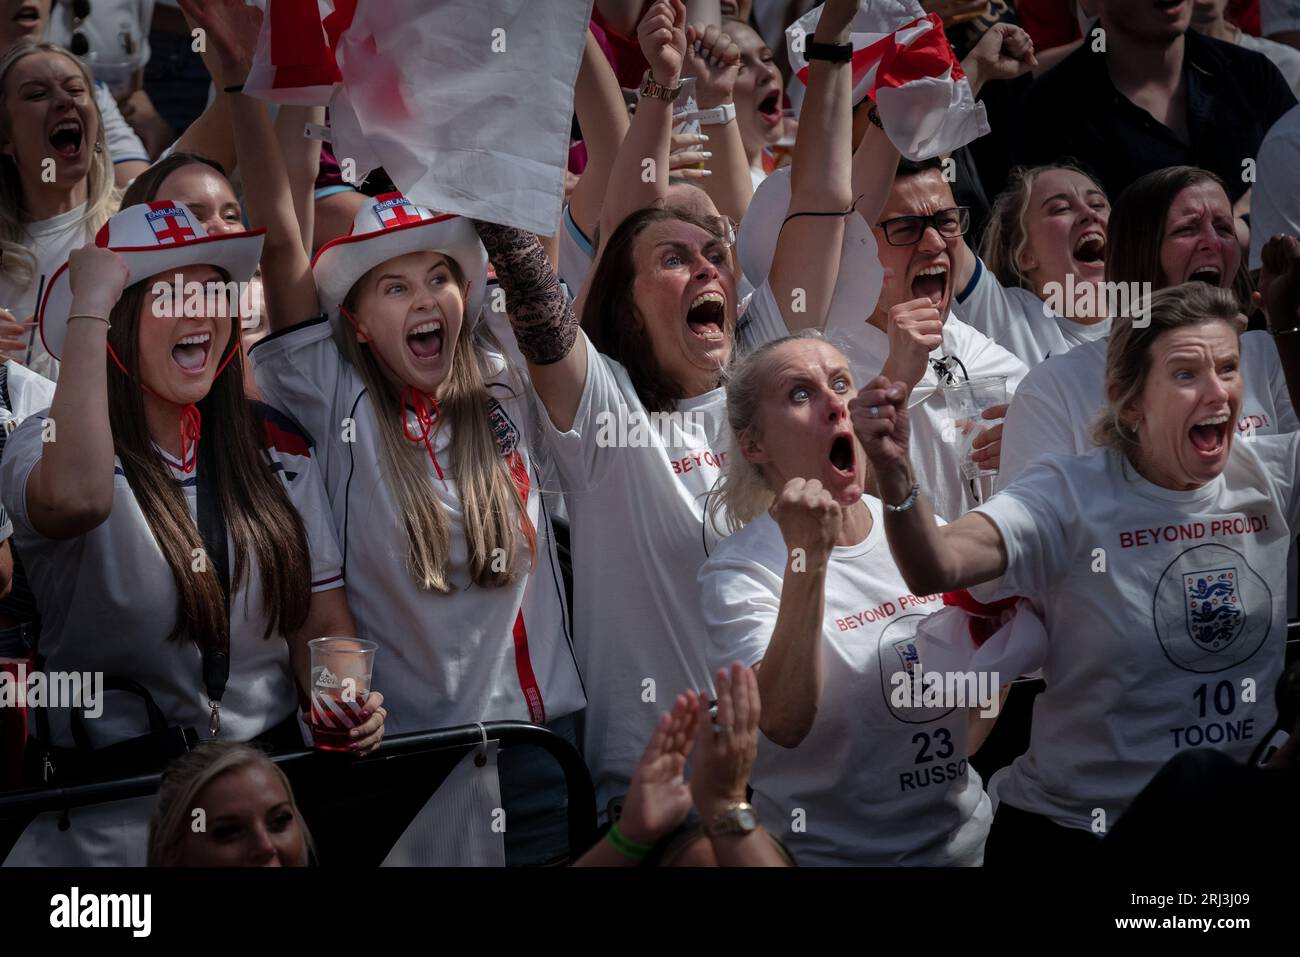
[999,332,1299,487]
[952,257,1111,367]
[541,332,732,814]
[0,402,343,867]
[249,318,586,734]
[699,497,991,865]
[972,435,1300,832]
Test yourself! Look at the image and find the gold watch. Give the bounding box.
[706,800,758,837]
[640,73,683,102]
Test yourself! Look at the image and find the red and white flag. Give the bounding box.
[243,0,591,236]
[788,0,989,161]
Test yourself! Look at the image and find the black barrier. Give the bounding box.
[0,721,597,866]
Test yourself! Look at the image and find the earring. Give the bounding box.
[94,141,103,154]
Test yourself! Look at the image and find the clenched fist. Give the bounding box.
[771,477,843,568]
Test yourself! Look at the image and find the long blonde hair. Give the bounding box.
[980,162,1103,292]
[148,743,313,866]
[707,330,827,534]
[0,39,119,292]
[336,275,536,592]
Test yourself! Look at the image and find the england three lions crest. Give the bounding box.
[1183,567,1243,652]
[486,398,519,457]
[1154,544,1270,673]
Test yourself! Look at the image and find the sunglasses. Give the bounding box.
[67,0,91,56]
[876,207,971,247]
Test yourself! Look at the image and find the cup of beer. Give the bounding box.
[308,637,377,751]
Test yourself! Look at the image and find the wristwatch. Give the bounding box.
[640,74,684,102]
[706,800,758,837]
[695,102,737,126]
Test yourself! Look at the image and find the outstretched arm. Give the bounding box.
[594,0,688,255]
[473,222,587,432]
[180,0,320,332]
[768,0,858,332]
[568,29,633,244]
[850,376,1007,595]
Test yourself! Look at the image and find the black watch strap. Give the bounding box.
[805,39,853,63]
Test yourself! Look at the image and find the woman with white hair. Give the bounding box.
[697,331,992,865]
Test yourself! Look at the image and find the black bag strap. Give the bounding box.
[195,432,231,736]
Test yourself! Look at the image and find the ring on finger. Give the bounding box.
[868,406,880,417]
[713,723,733,735]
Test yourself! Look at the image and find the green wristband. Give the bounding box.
[606,822,653,860]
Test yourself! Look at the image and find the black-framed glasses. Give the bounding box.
[69,0,92,57]
[876,206,971,246]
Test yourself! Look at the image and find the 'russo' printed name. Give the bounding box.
[1118,514,1270,549]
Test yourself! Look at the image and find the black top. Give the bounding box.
[1009,25,1297,203]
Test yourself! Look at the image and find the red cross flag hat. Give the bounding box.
[312,192,489,326]
[39,201,266,361]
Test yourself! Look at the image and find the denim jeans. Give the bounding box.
[497,711,581,866]
[143,31,213,134]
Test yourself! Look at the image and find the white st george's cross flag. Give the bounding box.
[242,0,592,236]
[786,0,989,161]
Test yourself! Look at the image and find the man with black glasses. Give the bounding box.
[848,157,1027,520]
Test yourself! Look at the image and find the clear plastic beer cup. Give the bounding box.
[308,637,376,751]
[942,375,1008,481]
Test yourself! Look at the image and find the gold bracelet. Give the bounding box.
[67,313,111,329]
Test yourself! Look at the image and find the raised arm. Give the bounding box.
[850,375,1007,595]
[473,221,587,432]
[594,0,687,255]
[767,0,858,332]
[755,479,841,748]
[568,29,633,244]
[681,22,751,222]
[23,248,128,540]
[276,106,326,258]
[181,0,320,332]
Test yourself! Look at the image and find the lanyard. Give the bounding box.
[106,339,240,734]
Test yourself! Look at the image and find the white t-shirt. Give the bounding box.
[1239,30,1300,98]
[0,361,56,543]
[972,435,1300,831]
[999,332,1299,487]
[558,204,595,300]
[46,0,155,80]
[742,281,1028,520]
[0,205,95,381]
[698,497,991,866]
[1249,102,1300,271]
[750,164,767,193]
[952,257,1111,367]
[0,402,343,750]
[95,83,150,166]
[541,332,732,813]
[249,318,585,735]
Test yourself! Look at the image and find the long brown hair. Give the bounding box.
[335,265,536,593]
[1106,166,1254,309]
[106,276,312,651]
[583,206,735,414]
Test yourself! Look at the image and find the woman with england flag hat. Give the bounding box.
[184,0,588,864]
[0,201,385,867]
